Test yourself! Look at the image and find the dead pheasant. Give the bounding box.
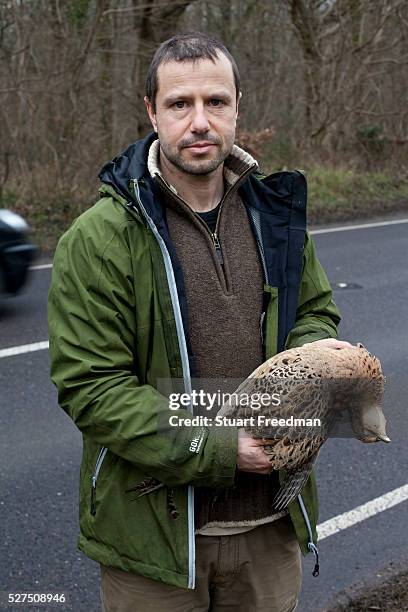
[217,342,389,509]
[127,343,389,513]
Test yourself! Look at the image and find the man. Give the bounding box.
[48,32,347,611]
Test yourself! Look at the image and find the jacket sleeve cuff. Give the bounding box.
[207,424,238,487]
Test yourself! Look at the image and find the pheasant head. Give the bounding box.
[330,343,390,443]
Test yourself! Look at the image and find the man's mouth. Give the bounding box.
[185,142,217,152]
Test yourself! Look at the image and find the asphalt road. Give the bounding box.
[1,219,407,612]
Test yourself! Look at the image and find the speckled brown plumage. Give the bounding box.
[217,342,389,509]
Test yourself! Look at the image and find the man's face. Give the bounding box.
[145,52,239,176]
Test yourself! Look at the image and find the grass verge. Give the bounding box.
[326,565,408,611]
[305,167,408,225]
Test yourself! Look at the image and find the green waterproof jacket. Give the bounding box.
[48,138,340,589]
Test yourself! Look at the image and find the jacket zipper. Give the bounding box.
[90,446,108,516]
[259,311,266,344]
[247,207,268,283]
[132,178,196,589]
[247,206,270,350]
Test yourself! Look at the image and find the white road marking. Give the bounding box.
[311,218,408,235]
[318,483,408,540]
[30,263,53,271]
[0,340,49,359]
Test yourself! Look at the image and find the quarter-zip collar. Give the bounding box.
[147,138,258,270]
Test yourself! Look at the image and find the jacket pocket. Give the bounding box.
[90,446,108,516]
[263,284,279,358]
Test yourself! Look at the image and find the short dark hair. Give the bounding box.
[145,32,240,112]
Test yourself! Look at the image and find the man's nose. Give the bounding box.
[190,103,210,133]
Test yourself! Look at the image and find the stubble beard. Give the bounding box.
[159,134,235,176]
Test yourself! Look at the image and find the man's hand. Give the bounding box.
[237,431,272,475]
[302,338,354,350]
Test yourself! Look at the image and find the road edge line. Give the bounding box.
[0,340,49,358]
[318,483,408,540]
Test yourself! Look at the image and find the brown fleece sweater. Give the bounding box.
[148,140,286,532]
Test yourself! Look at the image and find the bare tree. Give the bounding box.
[288,0,408,153]
[0,0,406,227]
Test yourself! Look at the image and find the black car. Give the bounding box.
[0,209,37,295]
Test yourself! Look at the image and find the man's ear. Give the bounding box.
[144,96,158,133]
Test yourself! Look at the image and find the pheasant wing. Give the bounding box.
[272,454,318,511]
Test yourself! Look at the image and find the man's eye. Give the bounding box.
[174,101,186,109]
[210,99,224,107]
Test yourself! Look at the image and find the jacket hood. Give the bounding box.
[99,132,159,203]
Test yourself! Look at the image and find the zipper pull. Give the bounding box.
[308,542,320,577]
[259,312,266,344]
[90,476,97,516]
[212,233,224,265]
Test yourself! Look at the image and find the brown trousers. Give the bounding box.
[100,516,302,612]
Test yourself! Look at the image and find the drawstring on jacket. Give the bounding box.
[298,494,320,577]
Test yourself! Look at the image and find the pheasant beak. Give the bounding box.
[376,433,391,443]
[358,431,391,443]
